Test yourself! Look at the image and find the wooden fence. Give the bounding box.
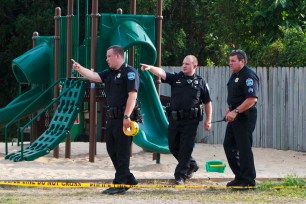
[160,66,306,151]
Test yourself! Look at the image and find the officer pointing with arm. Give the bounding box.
[223,49,259,188]
[72,45,139,195]
[141,55,212,185]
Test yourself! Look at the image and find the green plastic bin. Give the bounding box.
[205,160,226,173]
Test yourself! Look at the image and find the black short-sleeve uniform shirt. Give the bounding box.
[227,66,259,108]
[162,71,211,111]
[98,64,140,107]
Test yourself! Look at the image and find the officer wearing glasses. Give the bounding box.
[141,55,212,185]
[224,49,259,188]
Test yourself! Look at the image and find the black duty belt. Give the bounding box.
[106,106,142,123]
[166,107,203,121]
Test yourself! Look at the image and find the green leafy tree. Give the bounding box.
[260,26,306,67]
[0,0,58,107]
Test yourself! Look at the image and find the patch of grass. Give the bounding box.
[282,175,306,186]
[258,174,306,190]
[0,177,306,204]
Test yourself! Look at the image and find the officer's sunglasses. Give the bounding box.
[230,49,246,60]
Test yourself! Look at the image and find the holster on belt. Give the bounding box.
[194,108,198,118]
[122,105,143,123]
[106,108,114,119]
[165,106,171,117]
[132,106,143,123]
[107,107,117,119]
[189,108,195,119]
[171,111,178,121]
[198,105,204,121]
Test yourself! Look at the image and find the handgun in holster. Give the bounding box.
[194,108,198,119]
[189,108,195,118]
[134,107,143,123]
[198,105,204,121]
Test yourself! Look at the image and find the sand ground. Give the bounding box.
[0,142,305,182]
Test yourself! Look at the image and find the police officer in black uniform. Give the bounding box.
[141,55,212,185]
[72,45,139,195]
[224,49,259,188]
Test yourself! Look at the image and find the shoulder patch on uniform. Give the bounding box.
[127,72,136,80]
[246,78,253,86]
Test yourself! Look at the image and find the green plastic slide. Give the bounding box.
[5,79,85,162]
[0,87,52,128]
[99,14,170,154]
[133,71,170,154]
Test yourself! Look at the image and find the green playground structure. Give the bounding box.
[5,78,86,161]
[1,0,170,162]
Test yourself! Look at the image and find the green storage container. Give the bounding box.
[205,160,226,173]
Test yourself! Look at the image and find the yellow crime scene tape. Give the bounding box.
[0,181,305,190]
[0,181,221,189]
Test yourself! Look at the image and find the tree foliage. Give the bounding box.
[0,0,305,107]
[0,0,63,107]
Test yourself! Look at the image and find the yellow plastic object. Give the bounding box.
[205,160,226,173]
[123,121,139,136]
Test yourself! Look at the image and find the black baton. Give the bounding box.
[210,117,226,124]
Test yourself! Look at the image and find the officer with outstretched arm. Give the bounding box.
[141,55,212,185]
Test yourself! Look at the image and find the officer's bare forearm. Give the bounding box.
[204,101,212,121]
[77,67,102,82]
[72,59,102,82]
[124,91,137,116]
[147,66,166,80]
[236,97,257,113]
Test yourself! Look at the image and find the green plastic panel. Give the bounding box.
[97,14,157,71]
[12,43,50,84]
[133,71,170,154]
[96,14,169,154]
[0,86,52,128]
[5,78,85,162]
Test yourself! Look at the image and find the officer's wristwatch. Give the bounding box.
[234,108,239,114]
[123,114,130,119]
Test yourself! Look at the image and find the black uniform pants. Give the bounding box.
[223,108,257,184]
[168,118,199,179]
[106,119,136,184]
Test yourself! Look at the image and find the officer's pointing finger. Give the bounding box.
[140,63,149,71]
